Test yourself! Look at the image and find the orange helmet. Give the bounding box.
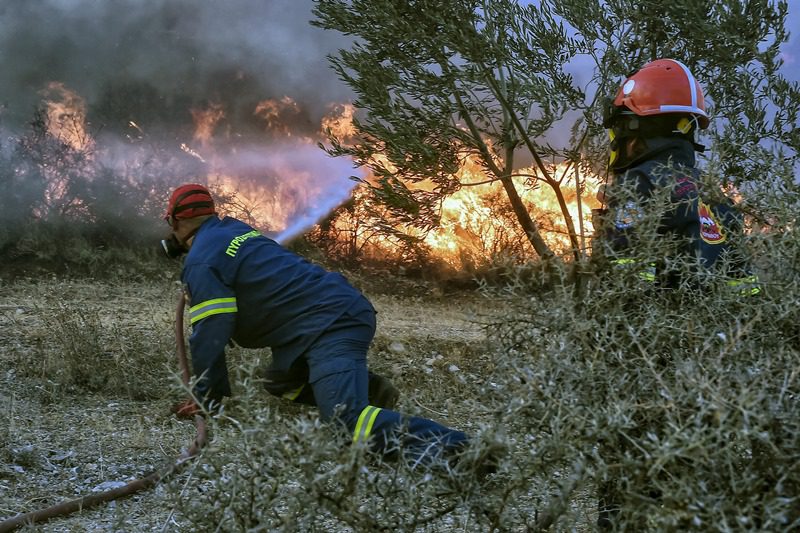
[611,59,709,129]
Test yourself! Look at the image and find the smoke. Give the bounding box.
[0,0,363,241]
[0,0,353,130]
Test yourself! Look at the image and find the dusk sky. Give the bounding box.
[782,2,799,80]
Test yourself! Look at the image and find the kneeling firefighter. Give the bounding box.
[162,184,469,463]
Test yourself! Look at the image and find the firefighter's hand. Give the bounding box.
[172,399,201,419]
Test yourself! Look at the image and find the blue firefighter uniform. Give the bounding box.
[596,137,760,530]
[601,137,760,295]
[182,215,467,458]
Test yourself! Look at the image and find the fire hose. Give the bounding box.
[0,290,207,532]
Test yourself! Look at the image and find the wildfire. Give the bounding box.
[33,79,600,264]
[254,96,311,141]
[320,103,358,140]
[40,82,93,152]
[185,100,358,239]
[429,165,600,263]
[209,163,321,236]
[191,102,226,147]
[190,98,601,263]
[334,156,601,267]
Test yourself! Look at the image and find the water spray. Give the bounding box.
[273,184,355,245]
[211,144,362,245]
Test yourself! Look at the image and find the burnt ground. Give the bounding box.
[0,277,502,531]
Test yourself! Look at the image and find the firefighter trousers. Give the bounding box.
[271,296,468,463]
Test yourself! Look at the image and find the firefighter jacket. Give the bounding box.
[181,216,366,404]
[600,137,758,294]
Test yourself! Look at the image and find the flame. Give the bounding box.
[182,99,361,240]
[254,96,309,140]
[205,142,359,242]
[322,132,601,266]
[429,164,600,263]
[313,107,604,265]
[40,82,93,151]
[191,102,226,147]
[34,82,96,218]
[30,80,600,262]
[321,103,358,140]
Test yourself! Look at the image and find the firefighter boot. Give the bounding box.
[368,372,400,410]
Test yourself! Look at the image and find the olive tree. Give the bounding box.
[312,0,797,268]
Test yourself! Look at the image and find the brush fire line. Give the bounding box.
[35,84,600,266]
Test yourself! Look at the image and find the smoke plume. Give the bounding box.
[0,0,352,129]
[0,0,360,240]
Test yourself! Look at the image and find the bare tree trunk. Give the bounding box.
[448,75,557,262]
[481,67,581,261]
[548,177,581,261]
[499,175,555,261]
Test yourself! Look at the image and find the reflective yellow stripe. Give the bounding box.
[189,297,237,324]
[612,258,656,282]
[727,275,759,286]
[282,384,305,401]
[353,405,382,443]
[727,275,761,297]
[639,262,656,282]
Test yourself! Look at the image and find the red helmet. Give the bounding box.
[164,183,216,222]
[612,59,709,129]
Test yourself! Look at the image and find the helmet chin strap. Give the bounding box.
[607,119,639,171]
[608,112,706,171]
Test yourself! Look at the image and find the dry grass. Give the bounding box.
[3,222,797,531]
[0,276,514,531]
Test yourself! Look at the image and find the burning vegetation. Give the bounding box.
[0,81,601,278]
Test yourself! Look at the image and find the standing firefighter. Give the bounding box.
[163,183,469,464]
[595,58,760,528]
[598,58,759,293]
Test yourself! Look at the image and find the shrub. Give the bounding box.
[165,355,512,532]
[7,282,177,400]
[480,177,800,529]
